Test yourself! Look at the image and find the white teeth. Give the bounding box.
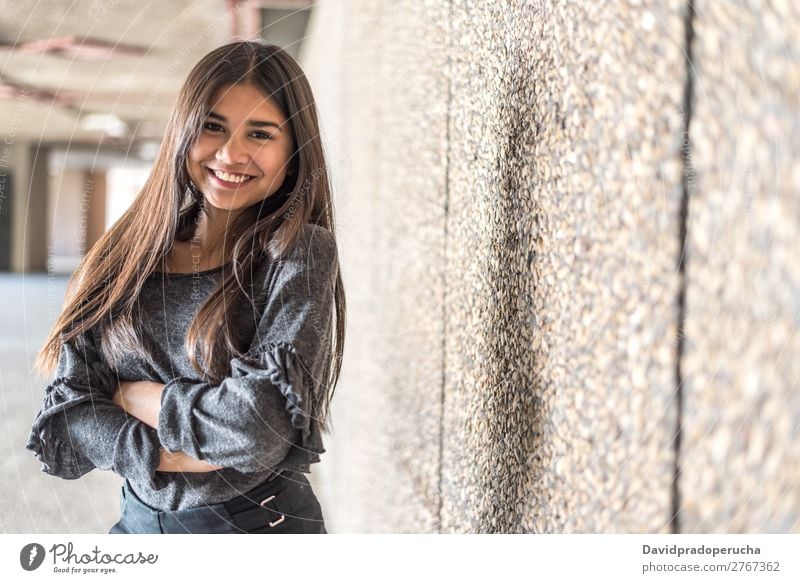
[212,169,252,184]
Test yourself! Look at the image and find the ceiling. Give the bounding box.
[0,0,312,158]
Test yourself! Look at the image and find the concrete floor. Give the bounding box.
[1,273,124,533]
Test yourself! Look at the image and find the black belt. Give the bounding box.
[223,469,295,531]
[121,469,298,533]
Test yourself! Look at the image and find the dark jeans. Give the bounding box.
[109,470,327,534]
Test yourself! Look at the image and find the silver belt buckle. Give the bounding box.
[259,494,285,527]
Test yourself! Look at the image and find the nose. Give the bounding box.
[215,134,249,165]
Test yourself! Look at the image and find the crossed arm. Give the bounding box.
[112,381,223,473]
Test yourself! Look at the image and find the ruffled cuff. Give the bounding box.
[26,377,99,479]
[232,342,313,439]
[156,341,326,473]
[232,341,326,463]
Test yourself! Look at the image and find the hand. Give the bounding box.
[111,381,134,410]
[109,380,163,430]
[111,386,122,408]
[158,448,225,472]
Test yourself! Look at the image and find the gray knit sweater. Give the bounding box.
[27,223,337,511]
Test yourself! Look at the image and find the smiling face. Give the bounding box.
[187,82,295,214]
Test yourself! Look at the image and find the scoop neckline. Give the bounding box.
[150,263,230,278]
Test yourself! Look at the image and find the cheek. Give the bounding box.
[187,147,204,168]
[189,137,217,162]
[259,153,291,176]
[277,145,295,175]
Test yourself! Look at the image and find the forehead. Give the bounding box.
[207,83,285,119]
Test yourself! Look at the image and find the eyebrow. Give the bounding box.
[207,110,282,131]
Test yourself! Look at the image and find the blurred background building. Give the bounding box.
[1,0,798,533]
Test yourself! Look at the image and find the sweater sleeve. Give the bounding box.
[26,328,168,489]
[157,224,337,474]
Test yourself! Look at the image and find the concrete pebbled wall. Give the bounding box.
[302,0,800,533]
[304,0,450,533]
[442,0,687,533]
[681,0,800,532]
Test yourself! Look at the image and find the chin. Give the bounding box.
[203,198,246,213]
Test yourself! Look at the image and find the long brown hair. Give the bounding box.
[34,40,346,433]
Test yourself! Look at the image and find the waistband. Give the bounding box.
[122,470,302,533]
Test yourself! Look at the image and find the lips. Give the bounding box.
[208,167,254,178]
[205,167,256,187]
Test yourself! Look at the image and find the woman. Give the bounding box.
[26,40,346,534]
